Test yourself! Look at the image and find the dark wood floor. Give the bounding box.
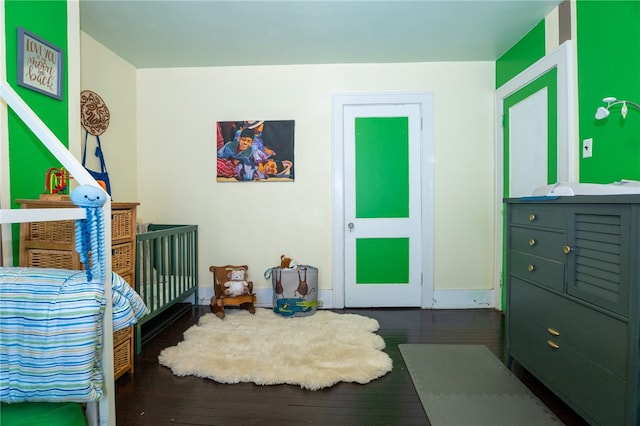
[115,306,589,425]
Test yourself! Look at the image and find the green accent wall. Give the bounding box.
[4,0,68,263]
[496,2,640,311]
[355,117,409,218]
[496,20,546,89]
[577,0,640,183]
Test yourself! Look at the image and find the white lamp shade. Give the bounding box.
[595,106,610,120]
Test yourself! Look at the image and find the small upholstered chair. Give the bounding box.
[209,265,257,319]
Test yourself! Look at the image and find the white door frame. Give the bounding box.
[493,40,576,309]
[332,92,435,309]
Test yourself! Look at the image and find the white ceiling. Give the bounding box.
[79,0,563,69]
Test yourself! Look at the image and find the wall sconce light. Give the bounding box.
[595,97,640,120]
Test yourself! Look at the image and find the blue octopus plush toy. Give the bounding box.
[70,184,107,282]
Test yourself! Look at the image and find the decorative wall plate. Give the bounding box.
[80,90,110,136]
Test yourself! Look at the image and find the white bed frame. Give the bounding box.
[0,80,116,426]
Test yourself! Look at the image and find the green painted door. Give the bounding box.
[344,104,422,307]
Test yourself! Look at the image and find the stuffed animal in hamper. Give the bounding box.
[223,269,250,297]
[280,254,297,269]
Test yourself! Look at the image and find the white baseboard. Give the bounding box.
[431,289,496,309]
[196,286,494,310]
[196,286,333,309]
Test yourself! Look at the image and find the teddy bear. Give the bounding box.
[223,268,250,297]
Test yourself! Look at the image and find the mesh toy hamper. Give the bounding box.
[269,265,318,317]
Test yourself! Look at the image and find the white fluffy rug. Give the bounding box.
[158,308,393,390]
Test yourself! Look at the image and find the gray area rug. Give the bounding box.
[399,344,563,426]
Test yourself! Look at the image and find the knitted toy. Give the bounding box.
[71,184,107,282]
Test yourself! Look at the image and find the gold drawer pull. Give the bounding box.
[562,245,573,254]
[529,239,536,247]
[528,214,537,222]
[547,328,560,336]
[527,264,535,272]
[547,340,560,349]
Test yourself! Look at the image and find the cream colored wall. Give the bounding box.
[80,33,137,202]
[136,62,495,305]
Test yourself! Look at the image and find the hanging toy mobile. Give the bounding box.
[70,184,106,282]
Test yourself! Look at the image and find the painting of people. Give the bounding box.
[216,120,295,182]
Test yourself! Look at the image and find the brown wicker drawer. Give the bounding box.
[112,209,134,241]
[25,220,74,244]
[118,272,134,288]
[26,249,79,269]
[114,337,133,379]
[114,326,133,346]
[112,242,133,272]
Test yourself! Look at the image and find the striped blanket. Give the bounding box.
[0,267,148,403]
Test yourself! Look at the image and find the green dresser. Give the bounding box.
[505,195,640,425]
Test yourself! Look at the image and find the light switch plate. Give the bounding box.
[583,138,593,158]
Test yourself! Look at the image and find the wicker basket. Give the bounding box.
[112,243,133,272]
[113,326,132,346]
[26,249,78,269]
[113,336,132,379]
[26,220,74,244]
[112,209,133,241]
[25,209,132,244]
[28,245,133,278]
[118,272,134,288]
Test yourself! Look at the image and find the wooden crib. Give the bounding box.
[135,224,198,354]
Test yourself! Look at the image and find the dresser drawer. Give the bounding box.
[510,204,566,229]
[510,311,625,425]
[509,279,627,425]
[510,278,627,378]
[510,226,565,262]
[509,251,564,292]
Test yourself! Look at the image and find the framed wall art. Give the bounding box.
[17,27,63,100]
[216,120,295,182]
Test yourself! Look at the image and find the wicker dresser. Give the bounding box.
[17,198,139,380]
